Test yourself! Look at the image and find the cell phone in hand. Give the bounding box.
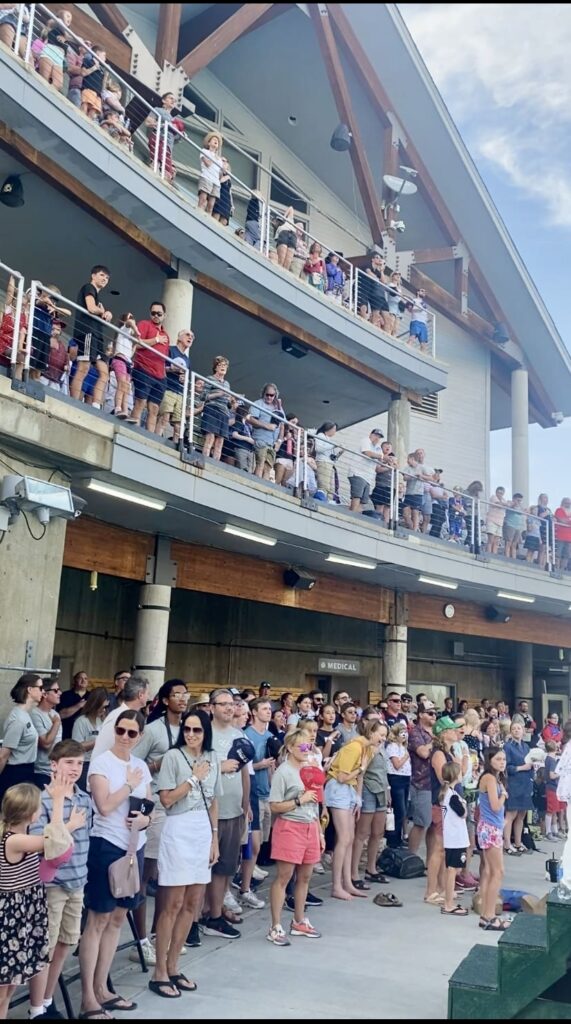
[128,796,155,817]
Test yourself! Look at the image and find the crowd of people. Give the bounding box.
[1,669,570,1018]
[0,6,434,351]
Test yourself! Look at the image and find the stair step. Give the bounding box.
[499,913,548,951]
[449,943,498,992]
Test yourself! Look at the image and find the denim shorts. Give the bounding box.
[324,778,359,810]
[361,784,387,813]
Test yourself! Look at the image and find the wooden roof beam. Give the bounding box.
[155,3,182,67]
[178,3,274,79]
[310,4,387,244]
[86,3,128,39]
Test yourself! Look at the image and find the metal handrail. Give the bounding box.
[0,261,26,367]
[476,495,556,569]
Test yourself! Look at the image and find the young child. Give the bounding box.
[101,78,125,116]
[545,740,566,839]
[100,110,132,151]
[29,741,91,1020]
[198,131,224,214]
[477,747,510,931]
[448,489,466,542]
[212,157,234,226]
[325,252,346,303]
[407,288,430,352]
[439,762,470,916]
[0,776,84,1020]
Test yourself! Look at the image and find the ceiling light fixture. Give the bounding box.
[223,524,276,547]
[86,479,165,510]
[496,591,535,604]
[326,553,377,570]
[418,575,458,590]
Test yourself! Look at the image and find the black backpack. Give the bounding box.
[378,848,425,879]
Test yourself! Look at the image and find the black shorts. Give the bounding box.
[212,814,244,877]
[132,367,166,405]
[85,835,145,913]
[404,494,423,511]
[72,330,108,364]
[371,483,392,508]
[276,230,296,249]
[524,535,540,552]
[445,847,467,869]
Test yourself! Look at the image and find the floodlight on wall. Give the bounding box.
[330,123,352,152]
[283,567,316,590]
[485,605,511,623]
[0,174,24,208]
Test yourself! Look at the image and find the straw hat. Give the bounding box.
[191,692,211,707]
[203,130,223,148]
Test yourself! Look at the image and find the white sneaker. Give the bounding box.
[313,861,325,874]
[253,865,268,880]
[223,890,242,914]
[240,889,266,909]
[129,937,156,965]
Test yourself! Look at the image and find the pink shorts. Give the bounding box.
[271,817,321,865]
[477,821,503,850]
[111,356,131,379]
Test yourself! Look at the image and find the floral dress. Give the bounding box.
[0,831,49,985]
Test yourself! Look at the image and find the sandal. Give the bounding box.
[365,871,389,884]
[441,905,469,916]
[148,980,181,999]
[515,844,532,855]
[479,916,510,931]
[169,974,197,993]
[374,892,403,907]
[351,879,371,891]
[504,846,522,856]
[424,892,445,905]
[101,997,138,1011]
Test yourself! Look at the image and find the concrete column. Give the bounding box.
[387,394,410,470]
[133,584,171,697]
[0,459,66,715]
[383,624,408,694]
[511,368,529,501]
[514,642,534,738]
[162,276,194,342]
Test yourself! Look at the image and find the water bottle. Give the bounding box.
[546,853,562,883]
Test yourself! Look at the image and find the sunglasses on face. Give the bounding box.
[151,310,163,316]
[115,726,139,739]
[425,712,437,717]
[297,743,312,752]
[184,726,204,734]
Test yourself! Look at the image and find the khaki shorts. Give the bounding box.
[159,389,183,421]
[254,445,276,471]
[47,886,84,949]
[258,797,272,843]
[198,177,220,199]
[145,800,166,860]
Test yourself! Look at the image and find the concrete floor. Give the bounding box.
[11,836,564,1020]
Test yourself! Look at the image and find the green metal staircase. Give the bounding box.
[448,891,571,1019]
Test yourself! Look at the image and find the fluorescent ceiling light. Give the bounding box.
[223,524,276,546]
[418,575,458,590]
[326,553,377,570]
[86,479,165,510]
[497,591,535,604]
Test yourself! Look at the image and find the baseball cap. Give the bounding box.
[300,765,326,803]
[228,736,256,765]
[419,700,437,713]
[228,687,241,699]
[38,843,74,883]
[259,681,272,690]
[433,715,457,736]
[371,428,384,437]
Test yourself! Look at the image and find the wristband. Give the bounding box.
[212,827,218,832]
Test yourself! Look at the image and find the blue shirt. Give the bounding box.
[30,786,91,890]
[249,400,280,447]
[165,344,190,395]
[244,725,272,798]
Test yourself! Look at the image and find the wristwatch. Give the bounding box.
[294,795,301,807]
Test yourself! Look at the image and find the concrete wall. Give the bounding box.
[0,456,67,718]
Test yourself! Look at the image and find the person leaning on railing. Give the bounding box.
[146,92,184,184]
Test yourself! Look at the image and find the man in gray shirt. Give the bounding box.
[30,679,63,787]
[203,688,250,940]
[249,383,284,480]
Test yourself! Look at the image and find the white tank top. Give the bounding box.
[442,788,470,849]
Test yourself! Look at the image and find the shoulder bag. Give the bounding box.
[108,830,140,899]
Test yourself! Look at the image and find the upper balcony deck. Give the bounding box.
[0,34,447,403]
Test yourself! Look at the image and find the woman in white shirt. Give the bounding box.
[385,724,411,850]
[313,421,339,499]
[72,686,109,791]
[79,710,152,1017]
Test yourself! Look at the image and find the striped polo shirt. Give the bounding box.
[30,787,91,890]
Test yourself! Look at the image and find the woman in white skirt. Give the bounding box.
[150,709,221,999]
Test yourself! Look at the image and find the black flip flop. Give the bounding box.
[101,997,138,1012]
[169,974,198,993]
[148,981,181,999]
[365,871,389,884]
[441,905,469,916]
[351,879,371,891]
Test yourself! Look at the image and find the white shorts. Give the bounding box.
[158,808,212,886]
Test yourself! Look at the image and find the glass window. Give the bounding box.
[184,84,218,123]
[270,166,308,214]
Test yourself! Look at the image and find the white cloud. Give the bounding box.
[400,3,571,226]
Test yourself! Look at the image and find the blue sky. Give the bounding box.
[400,3,571,506]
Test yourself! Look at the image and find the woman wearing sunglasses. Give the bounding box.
[150,709,221,998]
[80,710,152,1018]
[267,729,325,946]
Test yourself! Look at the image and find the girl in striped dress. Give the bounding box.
[0,778,75,1018]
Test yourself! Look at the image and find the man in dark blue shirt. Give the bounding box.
[157,329,193,444]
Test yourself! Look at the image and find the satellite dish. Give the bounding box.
[383,174,418,196]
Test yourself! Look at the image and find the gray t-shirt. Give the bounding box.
[134,718,180,794]
[71,715,104,762]
[211,725,245,820]
[364,749,389,797]
[156,747,222,816]
[405,464,424,496]
[30,708,62,774]
[269,760,319,823]
[2,706,38,765]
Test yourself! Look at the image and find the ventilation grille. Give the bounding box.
[411,392,440,419]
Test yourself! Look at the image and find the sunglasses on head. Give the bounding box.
[184,726,204,734]
[115,726,139,739]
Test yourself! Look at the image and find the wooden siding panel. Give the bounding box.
[63,519,153,581]
[409,593,571,647]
